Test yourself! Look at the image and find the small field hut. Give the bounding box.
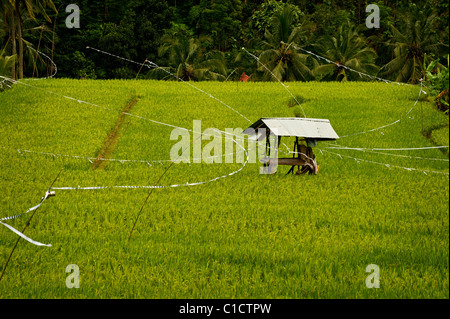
[243,118,339,175]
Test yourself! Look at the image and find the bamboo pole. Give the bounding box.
[0,169,63,283]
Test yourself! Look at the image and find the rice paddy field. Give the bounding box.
[0,79,448,299]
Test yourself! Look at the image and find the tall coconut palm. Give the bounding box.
[157,29,227,82]
[9,0,57,79]
[258,4,314,82]
[313,22,379,82]
[380,8,448,84]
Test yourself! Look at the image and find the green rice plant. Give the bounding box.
[0,79,448,299]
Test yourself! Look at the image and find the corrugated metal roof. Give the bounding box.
[243,118,339,141]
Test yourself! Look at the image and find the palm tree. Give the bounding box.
[0,36,16,90]
[258,4,314,82]
[0,45,15,77]
[380,8,448,84]
[156,27,227,81]
[9,0,57,79]
[313,22,379,82]
[0,52,15,84]
[1,0,16,79]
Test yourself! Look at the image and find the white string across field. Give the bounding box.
[242,46,425,140]
[242,47,448,165]
[0,53,254,245]
[27,50,58,80]
[241,47,307,119]
[87,46,253,124]
[1,50,55,89]
[2,46,448,176]
[0,87,250,245]
[317,144,449,162]
[0,144,250,166]
[2,47,448,178]
[0,73,252,189]
[0,191,54,247]
[1,45,449,246]
[321,149,448,177]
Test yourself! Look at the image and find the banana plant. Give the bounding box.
[423,53,449,114]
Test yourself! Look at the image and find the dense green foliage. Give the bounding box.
[1,1,448,84]
[0,79,448,298]
[423,54,449,114]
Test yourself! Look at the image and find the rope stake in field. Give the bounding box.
[0,169,63,284]
[0,186,58,247]
[0,190,55,223]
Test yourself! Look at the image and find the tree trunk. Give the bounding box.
[10,12,16,80]
[51,14,57,76]
[16,2,24,79]
[104,0,109,20]
[32,26,44,78]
